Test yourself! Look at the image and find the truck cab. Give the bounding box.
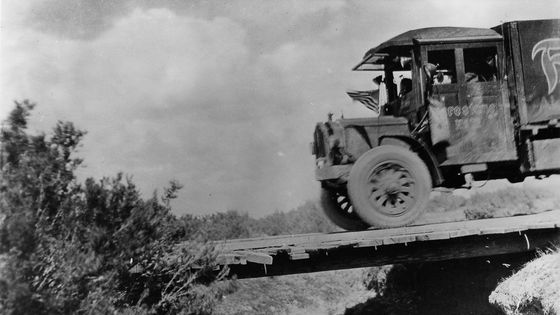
[312,20,560,230]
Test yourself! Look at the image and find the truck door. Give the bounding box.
[424,48,461,162]
[425,44,516,165]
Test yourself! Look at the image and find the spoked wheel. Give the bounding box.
[348,145,431,228]
[367,163,416,216]
[319,188,369,231]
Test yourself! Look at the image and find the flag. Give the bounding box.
[346,89,379,113]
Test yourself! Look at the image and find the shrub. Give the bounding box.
[0,101,223,314]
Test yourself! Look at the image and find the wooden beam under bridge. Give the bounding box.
[213,210,560,279]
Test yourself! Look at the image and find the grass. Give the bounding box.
[213,268,377,315]
[418,184,560,224]
[489,248,560,315]
[462,186,559,219]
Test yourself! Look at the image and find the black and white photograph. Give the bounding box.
[1,1,559,314]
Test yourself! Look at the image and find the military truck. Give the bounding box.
[311,19,560,230]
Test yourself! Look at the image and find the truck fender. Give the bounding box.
[379,135,444,186]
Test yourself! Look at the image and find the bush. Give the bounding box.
[0,101,224,314]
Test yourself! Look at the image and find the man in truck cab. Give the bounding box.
[464,48,498,83]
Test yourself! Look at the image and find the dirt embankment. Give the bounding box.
[490,250,560,315]
[345,253,535,315]
[214,252,540,315]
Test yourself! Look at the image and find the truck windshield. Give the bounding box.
[376,54,413,116]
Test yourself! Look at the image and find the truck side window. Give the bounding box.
[463,47,497,83]
[427,50,456,84]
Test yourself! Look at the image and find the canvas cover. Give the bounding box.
[499,19,560,124]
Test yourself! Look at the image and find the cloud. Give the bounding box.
[4,0,560,217]
[2,7,334,216]
[27,0,130,40]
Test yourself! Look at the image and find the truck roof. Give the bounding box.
[371,27,502,53]
[354,26,502,70]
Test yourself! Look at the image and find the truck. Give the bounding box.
[311,19,560,230]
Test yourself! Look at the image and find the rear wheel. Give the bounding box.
[319,188,369,231]
[348,145,431,228]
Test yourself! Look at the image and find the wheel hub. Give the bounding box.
[367,163,415,216]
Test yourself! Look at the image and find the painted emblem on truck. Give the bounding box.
[532,38,560,94]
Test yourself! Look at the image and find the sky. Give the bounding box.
[2,0,560,217]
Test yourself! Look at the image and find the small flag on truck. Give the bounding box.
[346,89,379,113]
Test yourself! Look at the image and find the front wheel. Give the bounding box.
[348,145,432,228]
[319,188,369,231]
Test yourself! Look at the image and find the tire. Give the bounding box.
[319,188,369,231]
[380,137,410,149]
[506,174,525,183]
[348,145,432,228]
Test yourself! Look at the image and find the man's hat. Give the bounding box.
[423,63,438,79]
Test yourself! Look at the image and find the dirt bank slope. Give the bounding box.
[489,250,560,315]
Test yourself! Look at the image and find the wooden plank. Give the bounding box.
[382,235,416,245]
[289,253,310,260]
[286,247,306,254]
[448,229,472,238]
[207,210,560,258]
[186,210,560,280]
[480,227,522,235]
[227,229,560,278]
[528,223,557,230]
[315,240,359,248]
[356,239,384,248]
[217,254,247,265]
[233,251,273,265]
[415,231,451,241]
[218,232,345,251]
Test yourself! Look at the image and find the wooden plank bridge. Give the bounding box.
[215,210,560,278]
